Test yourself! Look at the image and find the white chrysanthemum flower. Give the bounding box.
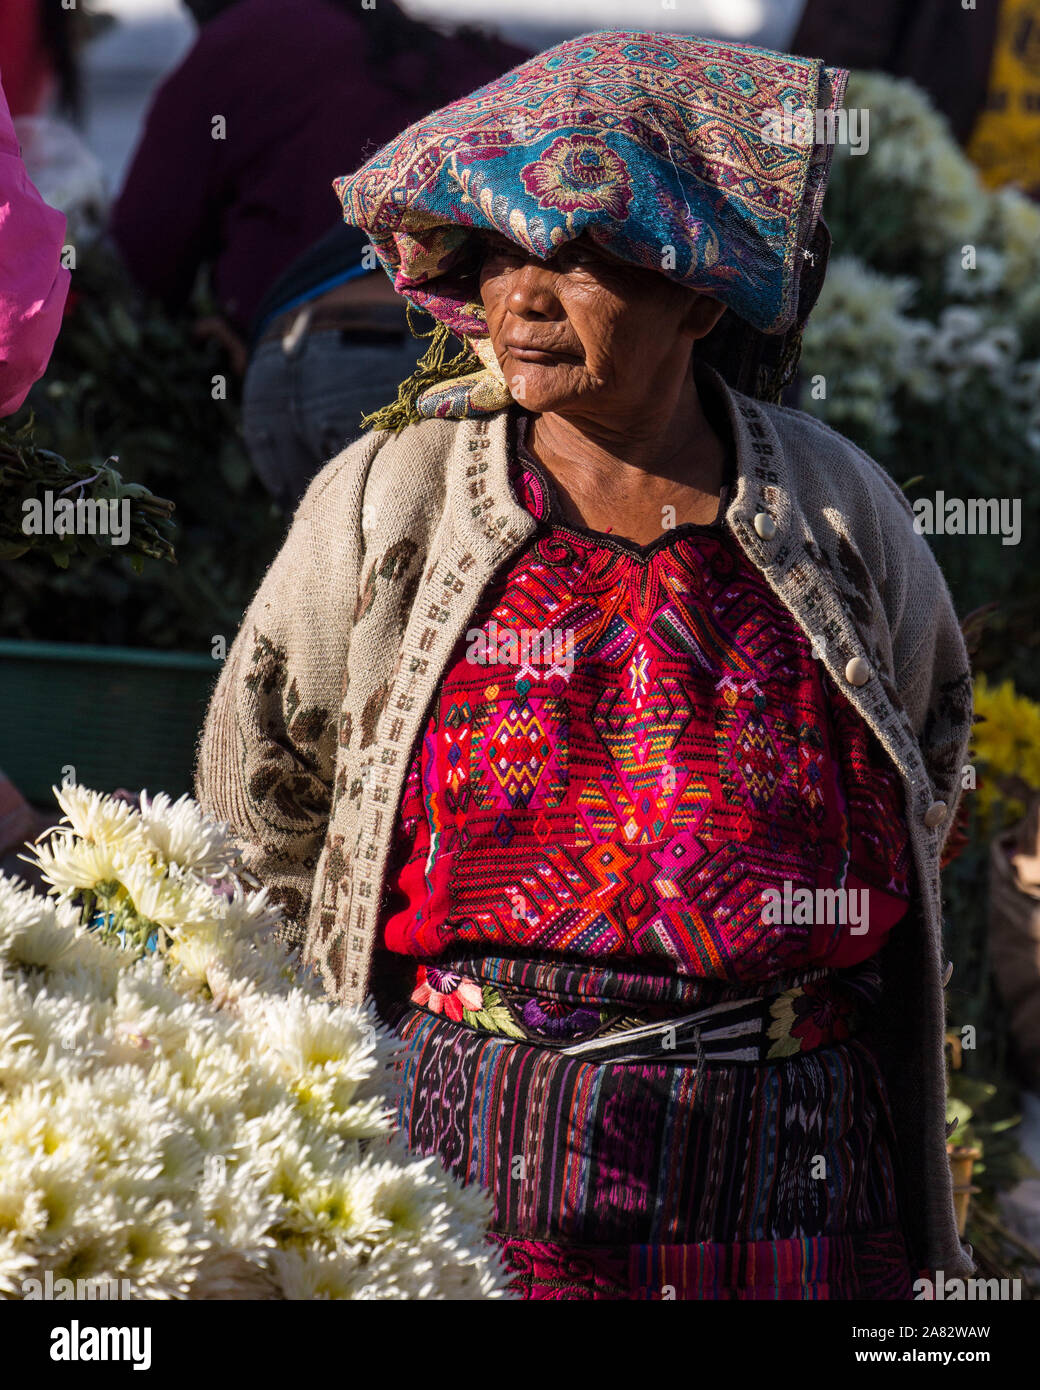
[138,791,234,877]
[0,1158,50,1248]
[96,1192,200,1299]
[838,72,986,254]
[165,920,222,985]
[117,859,186,931]
[267,1246,362,1300]
[0,1229,37,1297]
[244,993,394,1138]
[31,834,121,898]
[45,946,126,1003]
[0,876,79,970]
[801,255,932,441]
[52,784,145,854]
[292,1165,388,1244]
[10,986,104,1077]
[194,1153,280,1258]
[937,305,984,340]
[0,783,508,1303]
[219,882,285,948]
[239,1106,325,1199]
[966,336,1015,375]
[985,186,1040,294]
[943,245,1006,300]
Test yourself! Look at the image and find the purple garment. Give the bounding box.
[0,74,69,417]
[109,0,528,332]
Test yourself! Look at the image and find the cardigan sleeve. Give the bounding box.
[786,402,976,858]
[888,522,974,858]
[194,431,383,948]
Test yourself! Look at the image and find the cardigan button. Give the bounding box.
[844,656,871,687]
[753,511,776,540]
[924,800,948,829]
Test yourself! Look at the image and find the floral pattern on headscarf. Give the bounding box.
[335,31,847,344]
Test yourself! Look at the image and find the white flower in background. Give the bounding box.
[964,330,1018,376]
[943,245,1007,300]
[839,71,986,254]
[0,784,509,1301]
[803,248,1040,446]
[936,306,984,342]
[984,186,1040,295]
[0,876,82,972]
[801,255,933,440]
[918,310,1023,392]
[1013,361,1040,402]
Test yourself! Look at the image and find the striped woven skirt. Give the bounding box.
[372,950,916,1300]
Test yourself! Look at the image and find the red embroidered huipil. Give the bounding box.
[382,413,911,978]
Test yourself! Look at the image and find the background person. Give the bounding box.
[241,222,437,513]
[109,0,528,354]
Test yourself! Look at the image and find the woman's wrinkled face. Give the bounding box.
[477,230,722,417]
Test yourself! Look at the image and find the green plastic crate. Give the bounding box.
[0,640,220,806]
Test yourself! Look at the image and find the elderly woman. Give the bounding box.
[197,32,974,1300]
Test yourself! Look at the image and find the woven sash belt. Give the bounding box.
[402,953,883,1066]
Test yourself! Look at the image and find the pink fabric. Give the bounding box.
[0,768,36,856]
[0,73,69,417]
[0,2,53,118]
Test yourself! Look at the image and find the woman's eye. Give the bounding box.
[558,243,600,269]
[483,236,524,263]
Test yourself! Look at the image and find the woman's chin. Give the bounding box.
[504,362,586,415]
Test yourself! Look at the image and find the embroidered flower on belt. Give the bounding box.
[766,978,858,1059]
[411,964,483,1021]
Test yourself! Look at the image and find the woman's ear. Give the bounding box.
[681,292,727,341]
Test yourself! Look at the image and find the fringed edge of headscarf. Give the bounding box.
[762,324,806,406]
[360,304,484,433]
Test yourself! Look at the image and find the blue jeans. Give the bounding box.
[242,324,424,513]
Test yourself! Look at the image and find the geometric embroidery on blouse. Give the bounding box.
[381,445,912,983]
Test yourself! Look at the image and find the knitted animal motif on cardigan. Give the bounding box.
[195,365,974,1280]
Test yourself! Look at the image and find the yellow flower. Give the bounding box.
[972,675,1040,824]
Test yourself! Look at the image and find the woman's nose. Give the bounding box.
[506,263,563,321]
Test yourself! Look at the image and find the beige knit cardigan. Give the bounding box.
[196,366,975,1279]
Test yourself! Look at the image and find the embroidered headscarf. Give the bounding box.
[334,31,847,421]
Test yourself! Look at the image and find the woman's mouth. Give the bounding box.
[505,342,578,364]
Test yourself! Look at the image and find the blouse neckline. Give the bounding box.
[509,382,738,561]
